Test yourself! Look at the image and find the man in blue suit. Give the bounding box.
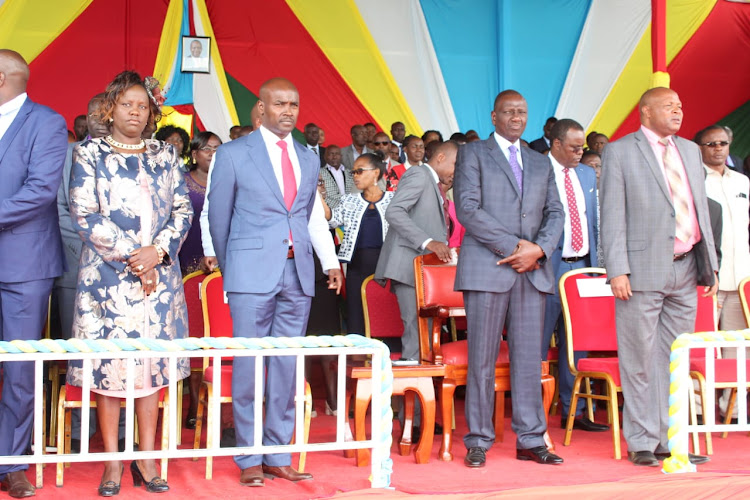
[540,119,609,433]
[0,49,67,498]
[209,78,342,487]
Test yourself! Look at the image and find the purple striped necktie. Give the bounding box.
[508,144,523,192]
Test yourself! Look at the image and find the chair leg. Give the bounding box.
[204,385,214,480]
[400,392,415,455]
[56,389,67,487]
[161,391,169,482]
[722,388,737,439]
[48,365,59,447]
[494,391,505,443]
[607,380,621,459]
[354,379,373,467]
[343,379,355,459]
[550,362,560,416]
[541,374,556,453]
[688,379,700,454]
[175,379,183,446]
[439,380,457,461]
[563,376,583,446]
[193,383,207,458]
[412,381,435,464]
[584,377,595,422]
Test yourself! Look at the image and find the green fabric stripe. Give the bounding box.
[225,71,305,144]
[718,99,750,161]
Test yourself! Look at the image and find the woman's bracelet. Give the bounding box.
[154,244,166,264]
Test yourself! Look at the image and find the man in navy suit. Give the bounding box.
[0,49,67,498]
[540,119,608,433]
[209,78,342,487]
[454,90,564,468]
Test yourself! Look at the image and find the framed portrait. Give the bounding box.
[181,36,211,73]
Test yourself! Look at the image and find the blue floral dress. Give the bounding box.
[66,138,193,392]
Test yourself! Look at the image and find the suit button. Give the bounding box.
[522,213,526,218]
[283,239,289,245]
[288,213,293,218]
[671,212,675,217]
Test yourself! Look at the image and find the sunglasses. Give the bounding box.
[700,141,729,148]
[373,141,390,146]
[352,167,377,176]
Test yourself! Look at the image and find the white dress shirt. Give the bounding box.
[420,163,443,249]
[327,164,346,196]
[549,155,589,258]
[307,144,320,156]
[0,92,27,140]
[494,132,524,170]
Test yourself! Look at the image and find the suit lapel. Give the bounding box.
[247,132,286,208]
[0,99,33,165]
[634,130,672,206]
[674,136,703,206]
[486,138,522,199]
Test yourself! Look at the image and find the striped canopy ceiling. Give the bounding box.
[1,0,748,156]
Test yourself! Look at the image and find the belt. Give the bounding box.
[673,248,692,261]
[561,254,588,263]
[287,247,295,259]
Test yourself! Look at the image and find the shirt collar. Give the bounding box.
[703,163,728,177]
[641,124,673,148]
[259,124,294,150]
[0,92,27,116]
[494,132,520,154]
[423,163,439,184]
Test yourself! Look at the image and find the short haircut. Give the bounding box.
[493,89,523,110]
[402,134,422,149]
[304,122,318,131]
[431,139,458,158]
[549,118,584,143]
[450,132,467,142]
[694,124,728,145]
[350,124,363,135]
[581,150,600,162]
[421,129,444,142]
[545,116,558,125]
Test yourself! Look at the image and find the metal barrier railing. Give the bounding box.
[665,329,750,473]
[0,334,394,488]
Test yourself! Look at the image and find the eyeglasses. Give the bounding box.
[700,141,729,148]
[199,146,218,152]
[352,167,377,176]
[317,179,325,186]
[373,141,390,146]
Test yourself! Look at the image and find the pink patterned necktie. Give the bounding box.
[564,168,583,252]
[659,138,693,243]
[277,140,297,210]
[508,145,523,192]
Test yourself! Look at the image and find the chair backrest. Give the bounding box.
[694,286,718,333]
[414,250,464,310]
[740,277,750,328]
[560,268,617,372]
[361,275,403,339]
[183,271,209,339]
[201,272,233,339]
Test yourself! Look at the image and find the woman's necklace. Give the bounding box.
[105,135,145,150]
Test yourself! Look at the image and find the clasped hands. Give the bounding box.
[127,245,160,295]
[497,239,543,273]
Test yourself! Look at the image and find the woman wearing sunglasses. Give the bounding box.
[325,152,394,334]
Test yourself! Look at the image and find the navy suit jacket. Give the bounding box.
[0,98,67,283]
[208,129,320,296]
[549,163,599,274]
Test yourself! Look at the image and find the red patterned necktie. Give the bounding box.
[564,168,583,252]
[277,140,297,210]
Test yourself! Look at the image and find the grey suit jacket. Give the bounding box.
[340,144,374,170]
[374,164,446,286]
[208,130,320,296]
[56,142,84,288]
[454,138,564,294]
[600,129,718,290]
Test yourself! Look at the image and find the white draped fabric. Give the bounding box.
[354,0,459,137]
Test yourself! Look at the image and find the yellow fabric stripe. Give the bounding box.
[160,106,194,134]
[152,0,184,90]
[589,0,717,137]
[285,0,422,136]
[194,0,240,125]
[0,0,94,63]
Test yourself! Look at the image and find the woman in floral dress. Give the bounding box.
[67,71,192,495]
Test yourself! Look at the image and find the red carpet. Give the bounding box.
[30,392,750,499]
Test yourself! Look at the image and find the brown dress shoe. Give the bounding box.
[239,465,264,487]
[0,471,35,498]
[262,465,313,482]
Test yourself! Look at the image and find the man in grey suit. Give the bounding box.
[375,140,458,361]
[454,90,564,468]
[600,87,718,467]
[209,78,342,487]
[341,124,373,170]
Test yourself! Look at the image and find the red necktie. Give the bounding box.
[564,168,583,252]
[277,140,297,210]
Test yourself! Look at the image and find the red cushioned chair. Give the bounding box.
[741,277,750,328]
[559,268,623,459]
[178,270,209,444]
[55,383,170,486]
[414,250,555,461]
[192,272,311,478]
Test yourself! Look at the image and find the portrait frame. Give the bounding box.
[181,36,211,74]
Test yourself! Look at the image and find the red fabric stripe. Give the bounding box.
[651,0,667,73]
[26,0,168,132]
[204,0,377,146]
[611,1,750,141]
[188,0,196,37]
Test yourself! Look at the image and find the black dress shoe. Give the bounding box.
[654,452,710,465]
[185,416,197,430]
[464,447,486,468]
[561,416,610,432]
[0,471,35,498]
[98,464,124,497]
[130,461,169,493]
[516,446,563,464]
[627,450,659,467]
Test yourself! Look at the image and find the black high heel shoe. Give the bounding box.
[98,464,124,497]
[130,461,169,493]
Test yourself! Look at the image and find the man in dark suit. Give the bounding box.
[454,90,564,468]
[304,122,325,167]
[540,119,608,433]
[209,78,342,487]
[0,49,68,498]
[600,87,718,467]
[528,116,557,153]
[375,141,458,361]
[341,124,373,170]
